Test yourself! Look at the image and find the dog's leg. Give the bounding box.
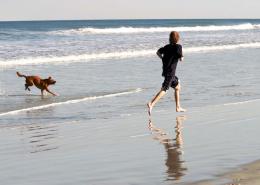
[25,79,33,91]
[25,84,31,91]
[45,88,57,96]
[41,89,44,96]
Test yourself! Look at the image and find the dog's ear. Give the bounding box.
[48,76,52,79]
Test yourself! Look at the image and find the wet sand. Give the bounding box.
[1,99,260,185]
[190,159,260,185]
[222,160,260,185]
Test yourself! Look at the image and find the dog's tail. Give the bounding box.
[16,72,26,78]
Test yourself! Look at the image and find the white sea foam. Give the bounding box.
[50,23,260,35]
[0,88,142,117]
[0,50,155,67]
[223,99,260,106]
[1,42,260,68]
[130,134,150,138]
[185,42,260,53]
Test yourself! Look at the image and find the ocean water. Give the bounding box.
[1,19,260,121]
[1,19,260,184]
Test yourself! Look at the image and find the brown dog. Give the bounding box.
[17,72,57,96]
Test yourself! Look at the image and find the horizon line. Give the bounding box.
[1,18,260,22]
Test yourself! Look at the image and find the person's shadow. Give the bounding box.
[149,115,187,181]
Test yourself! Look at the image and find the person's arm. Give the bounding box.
[177,45,184,62]
[156,51,163,59]
[157,47,164,59]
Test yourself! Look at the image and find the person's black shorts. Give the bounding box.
[161,76,179,91]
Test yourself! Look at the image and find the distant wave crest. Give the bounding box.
[0,88,142,117]
[49,23,260,35]
[185,42,260,52]
[1,42,260,67]
[0,50,155,67]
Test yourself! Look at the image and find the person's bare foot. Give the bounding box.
[176,107,187,112]
[147,102,153,116]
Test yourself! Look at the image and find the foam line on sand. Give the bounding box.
[0,88,142,117]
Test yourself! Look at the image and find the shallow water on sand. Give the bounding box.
[1,48,260,122]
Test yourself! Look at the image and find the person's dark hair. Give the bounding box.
[169,31,180,44]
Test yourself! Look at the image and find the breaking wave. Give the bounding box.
[1,42,260,67]
[50,23,260,35]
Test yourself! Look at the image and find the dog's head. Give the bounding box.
[46,76,56,85]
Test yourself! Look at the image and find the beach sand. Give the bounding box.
[191,159,260,185]
[222,160,260,185]
[1,99,260,185]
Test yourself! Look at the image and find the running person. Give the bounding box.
[147,31,186,115]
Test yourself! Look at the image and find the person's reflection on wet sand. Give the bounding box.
[149,115,187,181]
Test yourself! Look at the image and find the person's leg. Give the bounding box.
[170,77,186,112]
[174,83,186,112]
[147,75,173,116]
[147,90,166,116]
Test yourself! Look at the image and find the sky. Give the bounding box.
[0,0,260,21]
